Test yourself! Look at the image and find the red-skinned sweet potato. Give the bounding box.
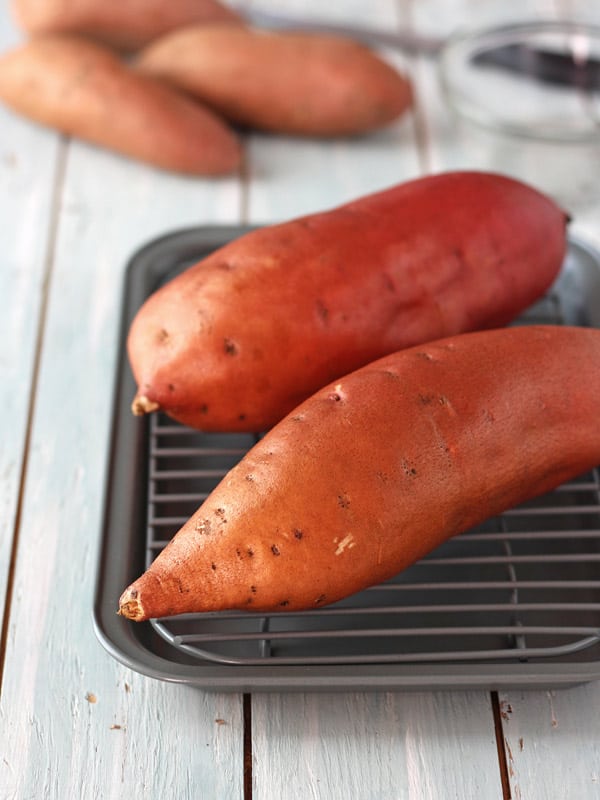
[11,0,243,51]
[119,325,600,620]
[135,24,413,136]
[128,171,567,432]
[0,36,241,175]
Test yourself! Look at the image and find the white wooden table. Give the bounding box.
[1,1,600,798]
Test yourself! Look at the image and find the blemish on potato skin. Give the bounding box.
[483,409,496,424]
[271,544,281,556]
[439,395,457,415]
[195,519,211,535]
[157,328,169,344]
[328,383,344,402]
[316,299,329,323]
[452,245,466,264]
[211,563,217,571]
[279,599,290,607]
[415,351,434,361]
[315,594,326,605]
[401,459,417,477]
[337,494,350,509]
[293,529,303,540]
[223,337,238,355]
[335,533,355,555]
[382,273,396,292]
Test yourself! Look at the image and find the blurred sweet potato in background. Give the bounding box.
[0,35,242,174]
[136,24,413,136]
[10,0,243,51]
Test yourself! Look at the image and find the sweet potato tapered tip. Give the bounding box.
[118,570,185,621]
[118,589,145,621]
[131,395,160,416]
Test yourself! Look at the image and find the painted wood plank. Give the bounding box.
[498,686,600,800]
[0,0,62,631]
[252,691,503,800]
[0,132,245,797]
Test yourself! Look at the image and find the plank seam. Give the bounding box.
[0,135,68,696]
[491,691,512,800]
[240,133,250,225]
[243,693,253,800]
[400,0,434,176]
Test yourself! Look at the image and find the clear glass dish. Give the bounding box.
[439,19,600,143]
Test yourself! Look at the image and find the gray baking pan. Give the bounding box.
[93,227,600,691]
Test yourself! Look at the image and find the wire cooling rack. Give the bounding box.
[93,227,600,689]
[144,283,600,670]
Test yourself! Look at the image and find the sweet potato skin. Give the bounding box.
[135,25,413,136]
[119,325,600,621]
[11,0,243,51]
[0,36,241,175]
[128,171,567,432]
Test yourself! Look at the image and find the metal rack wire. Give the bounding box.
[143,286,600,670]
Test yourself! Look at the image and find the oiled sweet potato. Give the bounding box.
[135,25,413,136]
[11,0,243,51]
[0,36,241,175]
[128,171,567,432]
[119,325,600,620]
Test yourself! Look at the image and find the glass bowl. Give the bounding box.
[438,19,600,143]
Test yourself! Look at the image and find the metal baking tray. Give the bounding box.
[93,226,600,691]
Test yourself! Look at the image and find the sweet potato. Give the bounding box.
[119,325,600,620]
[11,0,243,51]
[0,36,241,175]
[134,25,413,136]
[128,171,567,432]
